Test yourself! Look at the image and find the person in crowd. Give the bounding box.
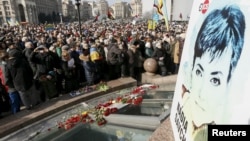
[152,40,167,76]
[127,40,144,84]
[0,50,12,116]
[70,42,85,86]
[144,37,154,59]
[23,41,37,74]
[30,45,61,101]
[37,36,49,48]
[4,47,35,110]
[79,50,96,86]
[173,35,185,74]
[61,50,78,93]
[89,39,103,83]
[106,38,123,80]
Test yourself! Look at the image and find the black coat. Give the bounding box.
[107,44,122,65]
[30,51,61,79]
[5,56,33,92]
[152,47,166,61]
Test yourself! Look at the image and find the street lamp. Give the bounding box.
[75,0,82,42]
[59,13,63,24]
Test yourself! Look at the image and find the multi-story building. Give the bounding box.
[96,0,108,18]
[0,0,15,25]
[130,0,142,17]
[35,0,60,23]
[62,0,75,21]
[81,1,92,21]
[0,0,63,25]
[0,0,38,25]
[113,0,127,19]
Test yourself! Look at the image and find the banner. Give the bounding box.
[162,0,169,31]
[45,24,55,31]
[147,19,156,30]
[153,0,163,16]
[153,14,160,23]
[170,0,250,141]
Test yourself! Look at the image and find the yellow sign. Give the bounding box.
[147,20,156,30]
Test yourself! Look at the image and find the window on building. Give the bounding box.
[4,6,9,10]
[6,12,10,16]
[0,12,2,15]
[3,1,9,5]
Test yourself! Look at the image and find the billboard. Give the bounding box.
[170,0,250,141]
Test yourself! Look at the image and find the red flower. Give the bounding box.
[97,118,107,126]
[103,108,110,116]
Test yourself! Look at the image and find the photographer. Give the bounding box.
[30,45,61,101]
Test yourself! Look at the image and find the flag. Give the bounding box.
[162,0,170,31]
[93,15,99,22]
[93,11,100,22]
[153,0,163,16]
[128,3,133,13]
[179,13,183,19]
[153,14,160,23]
[107,11,115,20]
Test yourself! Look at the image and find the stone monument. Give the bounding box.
[143,58,158,76]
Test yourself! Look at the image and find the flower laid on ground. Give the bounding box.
[52,84,159,131]
[95,81,109,92]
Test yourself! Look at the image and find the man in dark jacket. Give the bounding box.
[5,48,34,110]
[106,39,123,80]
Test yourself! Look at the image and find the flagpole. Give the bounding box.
[152,0,156,30]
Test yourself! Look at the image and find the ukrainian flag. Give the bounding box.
[161,0,170,31]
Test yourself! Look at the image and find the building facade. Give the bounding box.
[0,0,16,25]
[96,0,108,17]
[113,1,127,19]
[0,0,63,25]
[81,1,92,21]
[130,0,142,17]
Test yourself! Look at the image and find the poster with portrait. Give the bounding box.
[170,0,250,141]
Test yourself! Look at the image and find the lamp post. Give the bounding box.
[59,13,63,24]
[75,0,82,42]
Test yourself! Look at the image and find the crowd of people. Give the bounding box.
[0,19,186,118]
